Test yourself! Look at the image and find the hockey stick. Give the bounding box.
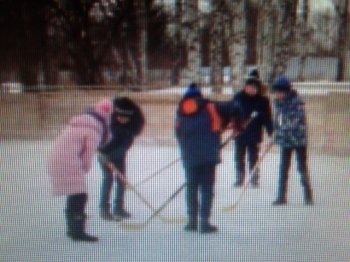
[133,114,256,188]
[134,157,181,187]
[110,165,186,224]
[119,133,245,231]
[222,141,274,213]
[119,183,187,230]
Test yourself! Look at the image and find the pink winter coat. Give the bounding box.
[48,100,113,196]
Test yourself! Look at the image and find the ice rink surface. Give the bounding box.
[1,141,349,262]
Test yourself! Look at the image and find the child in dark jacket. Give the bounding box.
[175,83,240,233]
[272,76,313,205]
[231,77,273,187]
[98,97,145,220]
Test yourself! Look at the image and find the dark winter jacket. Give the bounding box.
[273,90,307,148]
[99,106,145,166]
[231,91,273,144]
[175,97,222,169]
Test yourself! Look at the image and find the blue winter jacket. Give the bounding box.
[175,98,221,169]
[231,91,273,144]
[273,90,307,148]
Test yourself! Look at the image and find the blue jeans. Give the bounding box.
[99,158,126,212]
[234,141,260,185]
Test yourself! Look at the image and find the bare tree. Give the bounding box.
[171,0,184,85]
[269,0,298,83]
[297,0,310,81]
[183,0,201,85]
[334,0,349,81]
[0,0,48,86]
[210,0,224,93]
[134,0,148,85]
[228,0,247,89]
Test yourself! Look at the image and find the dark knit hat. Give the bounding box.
[272,76,292,93]
[183,82,202,99]
[113,97,135,116]
[245,77,261,90]
[249,69,260,79]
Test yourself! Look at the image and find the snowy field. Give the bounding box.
[145,83,349,96]
[1,140,348,262]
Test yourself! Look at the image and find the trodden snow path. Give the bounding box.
[1,141,349,262]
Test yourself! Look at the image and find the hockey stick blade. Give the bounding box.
[119,184,186,230]
[222,142,273,213]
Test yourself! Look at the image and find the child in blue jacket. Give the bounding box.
[175,83,241,233]
[272,76,313,205]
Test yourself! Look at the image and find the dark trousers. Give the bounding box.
[99,159,126,213]
[234,141,260,185]
[185,164,216,223]
[277,146,313,201]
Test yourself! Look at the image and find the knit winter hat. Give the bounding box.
[249,69,260,79]
[183,83,202,99]
[113,97,136,116]
[95,98,113,115]
[272,76,292,93]
[245,77,261,90]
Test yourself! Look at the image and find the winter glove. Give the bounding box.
[265,136,274,147]
[98,152,115,174]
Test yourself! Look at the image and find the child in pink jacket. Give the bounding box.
[49,99,113,242]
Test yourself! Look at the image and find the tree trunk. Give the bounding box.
[134,0,148,86]
[183,0,201,85]
[335,0,349,81]
[119,41,135,85]
[20,59,38,87]
[210,1,224,93]
[229,0,247,90]
[297,0,309,81]
[171,0,183,85]
[269,0,298,84]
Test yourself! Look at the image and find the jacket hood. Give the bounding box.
[178,97,205,116]
[94,99,114,124]
[275,89,303,107]
[286,90,302,103]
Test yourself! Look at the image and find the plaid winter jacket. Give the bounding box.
[273,90,307,148]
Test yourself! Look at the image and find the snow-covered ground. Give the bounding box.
[1,141,349,262]
[145,83,349,96]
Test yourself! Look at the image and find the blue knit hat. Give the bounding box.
[249,69,260,79]
[272,76,292,93]
[183,83,202,98]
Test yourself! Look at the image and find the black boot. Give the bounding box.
[272,198,287,206]
[303,181,314,206]
[66,211,98,242]
[200,219,218,234]
[113,208,131,220]
[250,169,260,188]
[304,189,314,205]
[100,204,115,221]
[234,180,244,188]
[184,217,198,232]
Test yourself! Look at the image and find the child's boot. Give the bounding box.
[66,210,98,242]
